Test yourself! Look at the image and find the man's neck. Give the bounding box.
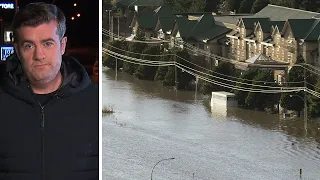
[31,72,63,94]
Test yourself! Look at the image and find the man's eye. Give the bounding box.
[44,42,54,47]
[24,44,33,49]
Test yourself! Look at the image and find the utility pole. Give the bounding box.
[109,11,111,33]
[115,57,118,80]
[111,15,114,41]
[174,54,177,90]
[106,10,111,41]
[195,76,198,96]
[118,16,120,39]
[304,67,307,132]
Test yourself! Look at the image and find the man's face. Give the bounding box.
[14,20,67,85]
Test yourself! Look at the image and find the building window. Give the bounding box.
[4,31,14,43]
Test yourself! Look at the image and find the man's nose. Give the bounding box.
[34,46,46,60]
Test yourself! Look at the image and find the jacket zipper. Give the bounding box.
[27,83,63,179]
[40,105,45,180]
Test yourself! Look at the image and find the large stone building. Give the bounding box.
[126,3,320,72]
[226,4,320,67]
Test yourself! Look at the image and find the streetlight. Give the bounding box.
[150,157,175,180]
[289,94,307,131]
[106,10,112,40]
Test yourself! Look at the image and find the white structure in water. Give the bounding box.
[210,91,238,108]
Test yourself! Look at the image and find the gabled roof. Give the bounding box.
[283,19,316,39]
[270,21,286,32]
[158,17,175,32]
[116,0,163,7]
[136,6,173,29]
[137,11,158,29]
[153,6,174,17]
[255,20,285,33]
[304,19,320,41]
[213,15,255,25]
[191,14,215,36]
[240,18,270,29]
[195,26,232,42]
[175,16,198,38]
[254,4,319,21]
[175,14,231,41]
[246,54,288,65]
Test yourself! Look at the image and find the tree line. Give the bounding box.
[161,0,320,13]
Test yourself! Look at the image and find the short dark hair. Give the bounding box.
[12,2,66,42]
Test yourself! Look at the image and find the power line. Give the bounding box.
[103,42,305,85]
[103,48,304,94]
[102,29,319,97]
[103,28,320,77]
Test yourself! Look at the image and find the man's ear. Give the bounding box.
[61,36,67,55]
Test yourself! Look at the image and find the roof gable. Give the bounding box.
[284,19,316,39]
[136,6,174,30]
[137,11,158,29]
[158,17,176,32]
[175,16,197,38]
[270,21,286,32]
[241,18,270,29]
[304,19,320,41]
[154,6,174,17]
[174,14,231,41]
[191,14,215,36]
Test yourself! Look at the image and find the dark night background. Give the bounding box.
[4,0,101,77]
[18,0,99,49]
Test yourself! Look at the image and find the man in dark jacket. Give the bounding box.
[0,2,99,180]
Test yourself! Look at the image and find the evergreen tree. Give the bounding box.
[102,40,127,69]
[135,46,161,80]
[175,49,195,90]
[238,0,255,13]
[251,0,270,13]
[204,0,220,12]
[163,66,176,86]
[199,61,236,94]
[155,51,173,81]
[220,0,243,13]
[309,79,320,117]
[123,29,147,74]
[163,49,194,89]
[234,68,260,107]
[269,0,296,8]
[163,0,206,13]
[245,69,280,110]
[280,55,305,114]
[301,0,320,12]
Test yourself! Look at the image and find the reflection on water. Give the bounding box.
[102,68,320,180]
[205,100,320,142]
